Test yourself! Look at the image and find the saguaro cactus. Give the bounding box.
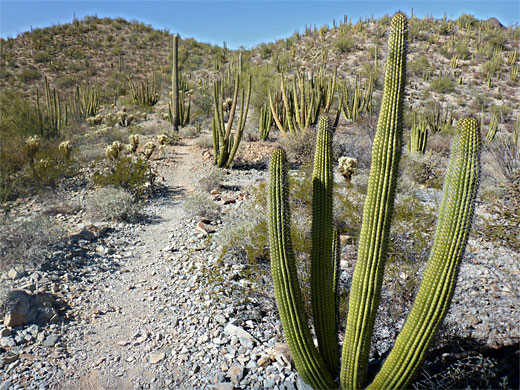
[171,34,179,132]
[268,12,482,390]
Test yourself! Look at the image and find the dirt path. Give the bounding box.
[58,138,210,389]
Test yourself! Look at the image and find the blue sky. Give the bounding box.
[1,1,518,49]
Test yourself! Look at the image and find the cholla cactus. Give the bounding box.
[223,97,233,112]
[26,135,40,157]
[127,134,139,153]
[58,140,71,160]
[338,156,358,180]
[144,141,156,160]
[157,134,169,146]
[37,158,51,169]
[105,141,123,160]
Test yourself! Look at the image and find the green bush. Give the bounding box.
[92,156,154,198]
[335,35,355,53]
[88,186,141,222]
[17,67,40,83]
[429,76,455,93]
[33,51,52,63]
[0,91,73,202]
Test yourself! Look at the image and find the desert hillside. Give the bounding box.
[1,12,519,390]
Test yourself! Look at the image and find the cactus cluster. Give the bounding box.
[410,112,428,153]
[129,73,160,107]
[212,72,251,168]
[69,83,100,120]
[269,70,336,135]
[268,13,481,390]
[338,74,374,121]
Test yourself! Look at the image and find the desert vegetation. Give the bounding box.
[0,9,519,390]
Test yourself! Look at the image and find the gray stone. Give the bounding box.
[215,383,234,390]
[224,323,256,348]
[0,327,11,337]
[43,334,59,347]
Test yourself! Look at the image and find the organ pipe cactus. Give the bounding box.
[259,103,272,141]
[212,72,251,168]
[268,12,481,389]
[410,112,428,153]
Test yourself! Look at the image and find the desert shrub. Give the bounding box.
[179,124,200,138]
[278,127,317,163]
[33,51,52,63]
[92,156,155,198]
[409,56,430,76]
[402,151,445,189]
[17,67,40,83]
[198,168,226,192]
[481,55,503,76]
[0,214,63,271]
[429,76,455,93]
[335,35,356,53]
[196,134,213,149]
[87,186,141,222]
[0,91,73,202]
[183,191,221,220]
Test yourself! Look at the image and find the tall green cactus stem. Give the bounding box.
[310,116,339,376]
[42,76,63,135]
[212,72,251,168]
[171,34,179,132]
[259,104,272,141]
[368,117,481,389]
[410,112,428,153]
[341,12,408,389]
[268,148,336,390]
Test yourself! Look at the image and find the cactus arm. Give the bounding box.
[224,72,240,139]
[280,75,296,133]
[310,116,339,376]
[368,117,481,390]
[341,12,408,390]
[225,76,251,168]
[269,148,336,390]
[269,91,287,136]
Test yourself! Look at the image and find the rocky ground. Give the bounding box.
[1,136,519,389]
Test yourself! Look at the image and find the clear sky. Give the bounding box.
[1,1,519,49]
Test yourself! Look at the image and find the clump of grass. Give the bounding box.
[0,214,63,271]
[87,186,141,222]
[183,191,221,220]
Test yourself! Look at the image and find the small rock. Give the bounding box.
[43,334,59,347]
[149,352,165,364]
[224,323,256,348]
[7,268,20,280]
[227,364,244,385]
[0,328,11,337]
[215,383,234,390]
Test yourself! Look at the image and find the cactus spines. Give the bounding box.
[341,12,407,389]
[268,147,336,390]
[368,117,481,389]
[310,116,339,376]
[171,34,179,132]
